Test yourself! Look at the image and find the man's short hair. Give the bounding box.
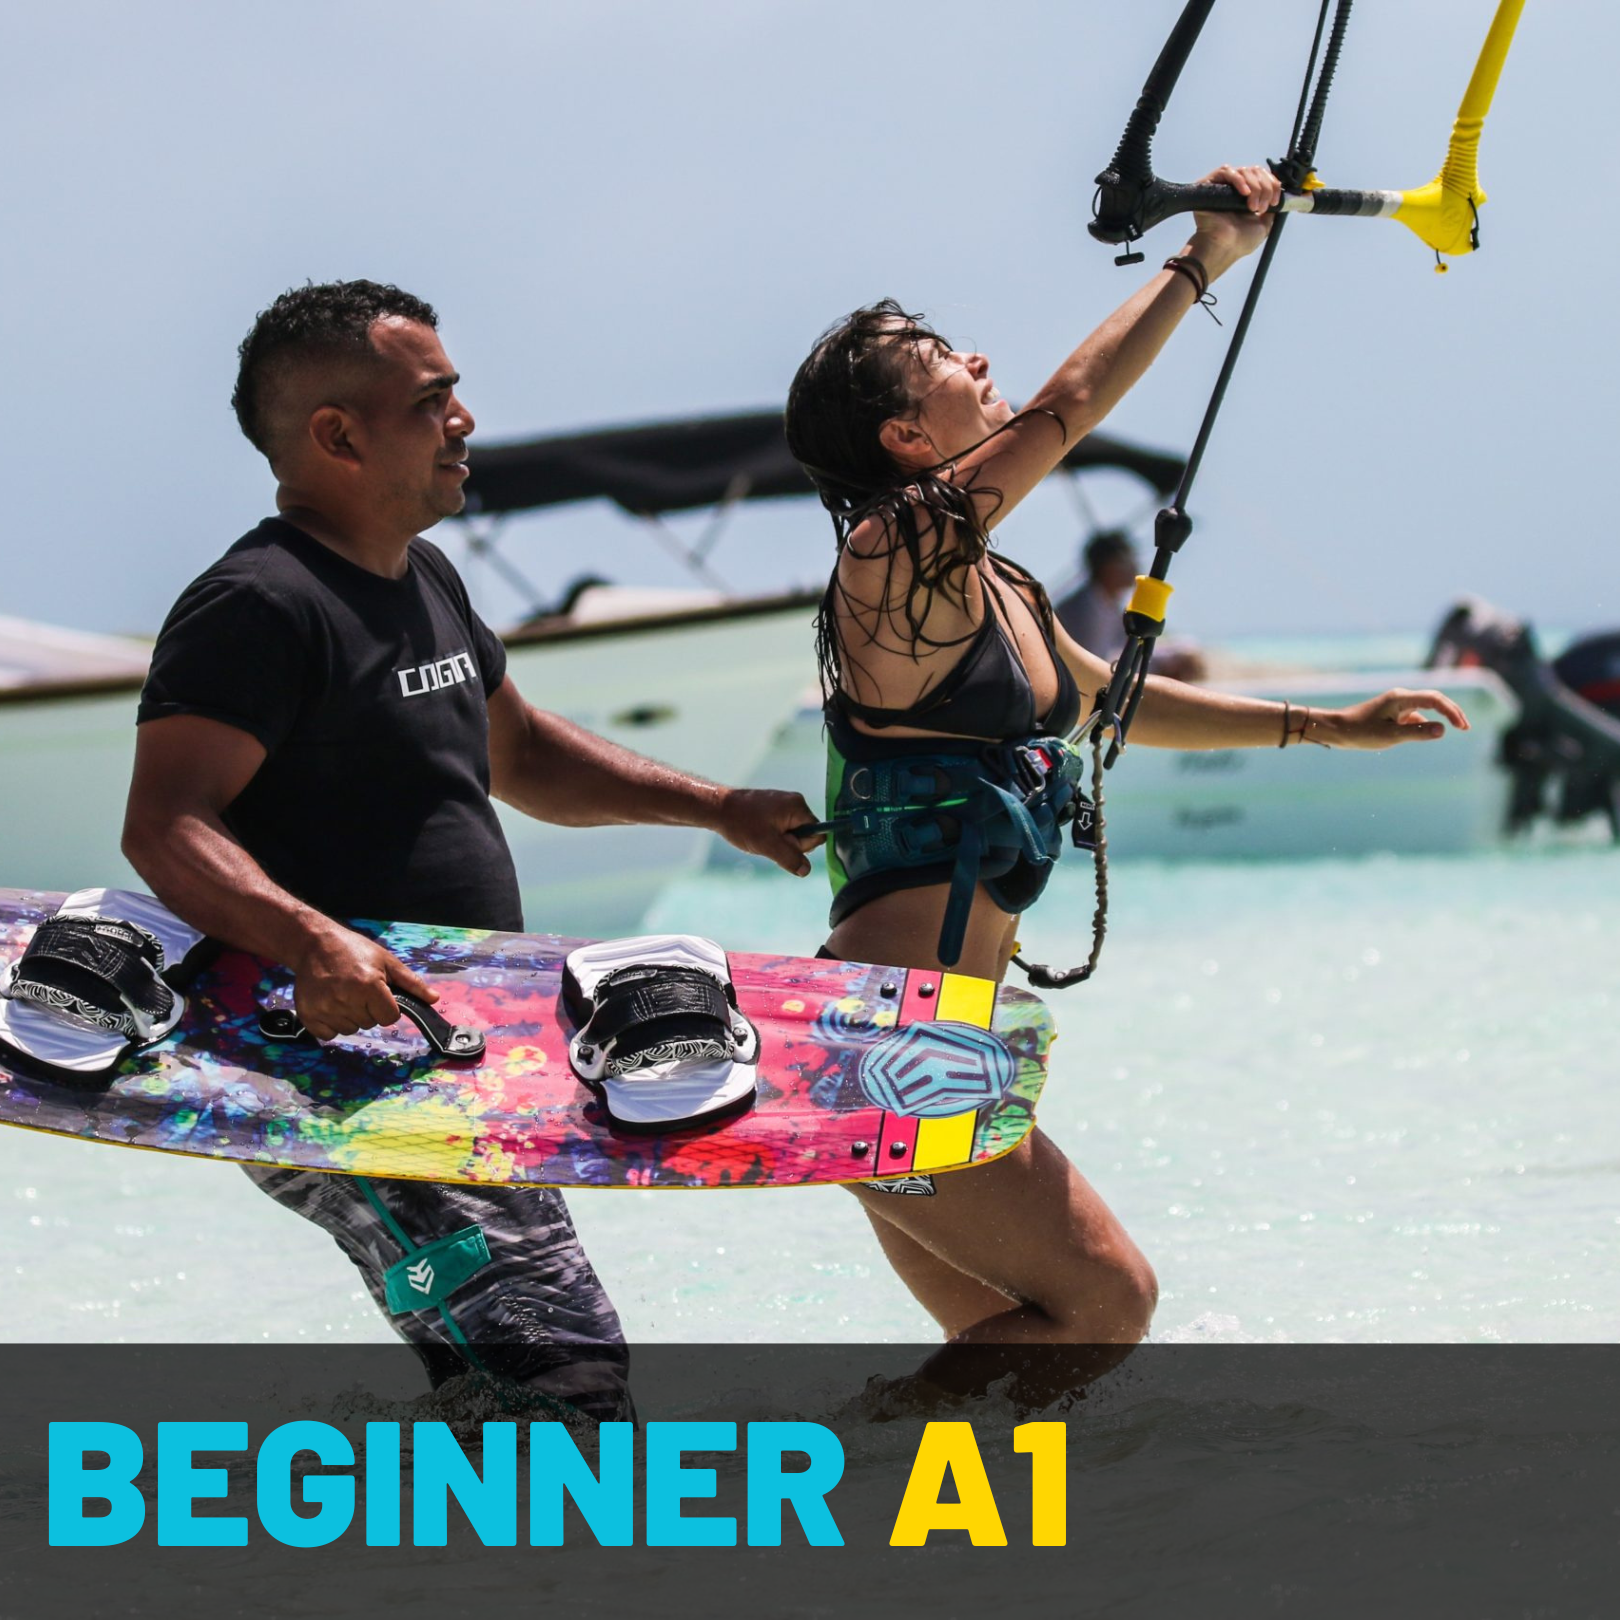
[1084,529,1135,577]
[231,279,438,458]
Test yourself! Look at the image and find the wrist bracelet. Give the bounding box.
[1163,255,1221,325]
[1164,253,1208,296]
[1277,700,1291,749]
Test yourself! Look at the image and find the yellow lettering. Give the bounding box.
[1014,1422,1066,1546]
[889,1423,1007,1547]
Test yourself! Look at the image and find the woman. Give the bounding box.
[784,166,1468,1353]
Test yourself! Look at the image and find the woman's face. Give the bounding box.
[896,333,1014,465]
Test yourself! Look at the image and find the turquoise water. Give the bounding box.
[3,846,1615,1345]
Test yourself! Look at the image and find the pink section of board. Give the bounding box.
[898,968,942,1031]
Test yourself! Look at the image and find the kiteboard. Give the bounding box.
[0,887,1054,1190]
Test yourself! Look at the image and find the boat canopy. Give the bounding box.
[462,410,1187,518]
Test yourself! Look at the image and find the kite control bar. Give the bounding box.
[1093,179,1413,257]
[1027,1,1525,992]
[1091,0,1524,266]
[1090,0,1524,768]
[1091,0,1356,765]
[1090,0,1362,259]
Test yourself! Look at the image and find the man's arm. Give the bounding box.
[485,678,821,875]
[122,715,437,1039]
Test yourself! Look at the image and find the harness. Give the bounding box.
[807,731,1097,971]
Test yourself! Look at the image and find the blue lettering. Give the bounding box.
[645,1422,736,1547]
[746,1422,845,1547]
[256,1421,354,1548]
[48,1422,145,1546]
[413,1422,517,1547]
[156,1422,248,1547]
[365,1422,401,1546]
[529,1422,633,1547]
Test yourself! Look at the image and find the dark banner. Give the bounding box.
[3,1345,1618,1617]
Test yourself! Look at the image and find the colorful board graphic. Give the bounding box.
[0,889,1055,1189]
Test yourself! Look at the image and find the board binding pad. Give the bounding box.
[563,936,761,1130]
[0,889,209,1077]
[0,888,1054,1191]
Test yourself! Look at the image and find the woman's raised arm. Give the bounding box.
[960,165,1281,527]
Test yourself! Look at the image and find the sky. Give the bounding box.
[3,0,1611,642]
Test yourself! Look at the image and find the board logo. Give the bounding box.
[406,1259,435,1296]
[396,651,477,698]
[855,1023,1017,1117]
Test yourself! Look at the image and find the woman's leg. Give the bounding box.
[857,1203,1020,1338]
[852,1129,1158,1345]
[826,884,1155,1344]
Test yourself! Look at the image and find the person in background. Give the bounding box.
[1055,529,1206,682]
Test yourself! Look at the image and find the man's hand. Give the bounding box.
[290,923,440,1042]
[714,788,824,877]
[1312,689,1472,751]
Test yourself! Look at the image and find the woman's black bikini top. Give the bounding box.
[829,554,1083,741]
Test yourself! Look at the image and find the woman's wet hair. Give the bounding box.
[785,299,1060,703]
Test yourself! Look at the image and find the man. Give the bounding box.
[1054,529,1206,682]
[123,280,818,1417]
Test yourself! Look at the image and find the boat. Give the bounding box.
[0,412,1184,933]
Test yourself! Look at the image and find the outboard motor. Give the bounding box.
[1427,598,1620,840]
[1549,632,1620,831]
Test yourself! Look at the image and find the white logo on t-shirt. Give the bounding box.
[396,650,478,698]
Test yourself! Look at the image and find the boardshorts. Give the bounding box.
[244,1167,632,1422]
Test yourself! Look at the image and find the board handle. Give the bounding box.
[257,990,485,1062]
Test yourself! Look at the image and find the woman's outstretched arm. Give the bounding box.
[959,165,1281,525]
[1052,620,1471,751]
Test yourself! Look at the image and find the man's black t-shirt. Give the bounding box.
[138,518,523,931]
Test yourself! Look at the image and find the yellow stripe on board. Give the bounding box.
[936,973,995,1029]
[912,1109,980,1172]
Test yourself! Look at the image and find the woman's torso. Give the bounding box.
[827,544,1080,743]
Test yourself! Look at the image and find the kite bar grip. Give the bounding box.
[1093,178,1401,247]
[257,990,486,1062]
[1090,179,1256,247]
